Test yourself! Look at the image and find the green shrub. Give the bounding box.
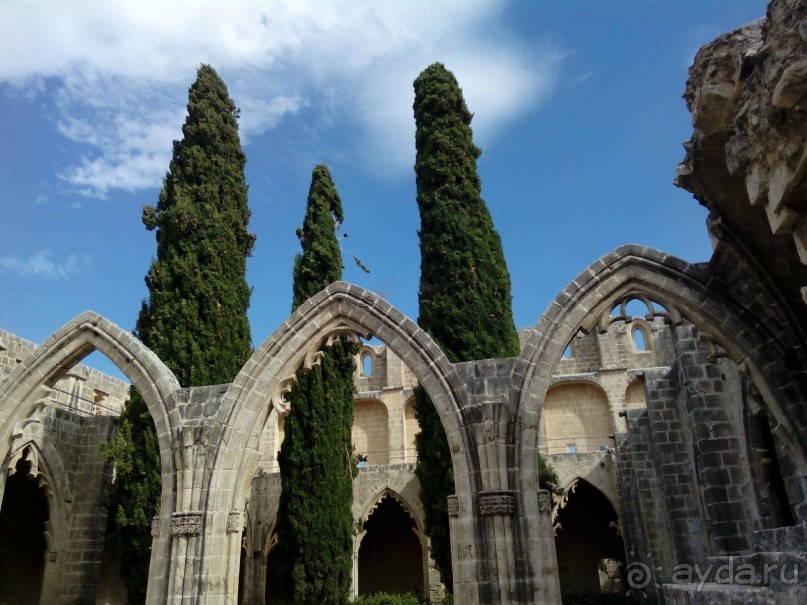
[351,593,423,605]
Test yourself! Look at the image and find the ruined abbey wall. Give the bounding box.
[2,2,807,603]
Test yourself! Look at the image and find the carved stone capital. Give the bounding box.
[537,490,552,515]
[447,496,459,518]
[478,490,516,516]
[151,516,161,537]
[171,512,202,536]
[227,511,243,533]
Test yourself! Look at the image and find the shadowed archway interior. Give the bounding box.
[358,494,425,598]
[0,453,49,603]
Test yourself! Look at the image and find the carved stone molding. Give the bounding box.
[447,495,459,518]
[227,511,243,533]
[537,490,552,515]
[478,491,516,516]
[171,512,202,536]
[151,516,161,537]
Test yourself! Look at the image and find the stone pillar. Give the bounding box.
[642,365,709,568]
[673,325,756,554]
[451,358,562,605]
[448,492,480,603]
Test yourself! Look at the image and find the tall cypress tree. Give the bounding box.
[412,62,522,591]
[102,64,255,603]
[273,165,357,604]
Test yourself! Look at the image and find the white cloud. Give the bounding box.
[0,250,90,280]
[0,0,562,194]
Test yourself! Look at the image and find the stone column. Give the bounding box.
[673,325,756,554]
[452,358,562,605]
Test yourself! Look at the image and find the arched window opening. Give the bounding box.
[361,352,373,377]
[555,480,626,596]
[0,451,50,603]
[632,325,649,352]
[606,295,676,329]
[359,495,424,598]
[624,298,650,319]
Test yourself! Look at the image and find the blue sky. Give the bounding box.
[0,1,765,379]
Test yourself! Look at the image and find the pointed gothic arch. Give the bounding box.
[0,312,181,602]
[512,245,807,513]
[552,478,626,595]
[201,282,475,601]
[0,311,179,479]
[354,488,428,599]
[209,282,473,516]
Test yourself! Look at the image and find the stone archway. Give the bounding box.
[0,312,180,603]
[0,447,51,603]
[357,493,426,599]
[553,479,626,596]
[202,283,478,603]
[513,245,807,528]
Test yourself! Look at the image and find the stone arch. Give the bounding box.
[357,487,425,533]
[203,283,472,600]
[630,321,651,352]
[211,283,471,516]
[4,440,66,553]
[513,245,807,508]
[0,445,53,603]
[7,418,73,509]
[0,312,180,602]
[359,347,375,377]
[552,478,625,595]
[0,312,179,483]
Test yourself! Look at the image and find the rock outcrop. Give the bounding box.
[676,0,807,311]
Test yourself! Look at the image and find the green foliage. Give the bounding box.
[103,64,254,603]
[99,392,161,603]
[413,386,453,587]
[273,164,357,604]
[413,62,520,363]
[292,164,345,312]
[350,593,424,605]
[412,62,522,591]
[539,454,560,496]
[137,63,255,387]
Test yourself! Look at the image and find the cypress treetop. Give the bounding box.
[414,62,521,363]
[292,164,345,311]
[139,63,255,386]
